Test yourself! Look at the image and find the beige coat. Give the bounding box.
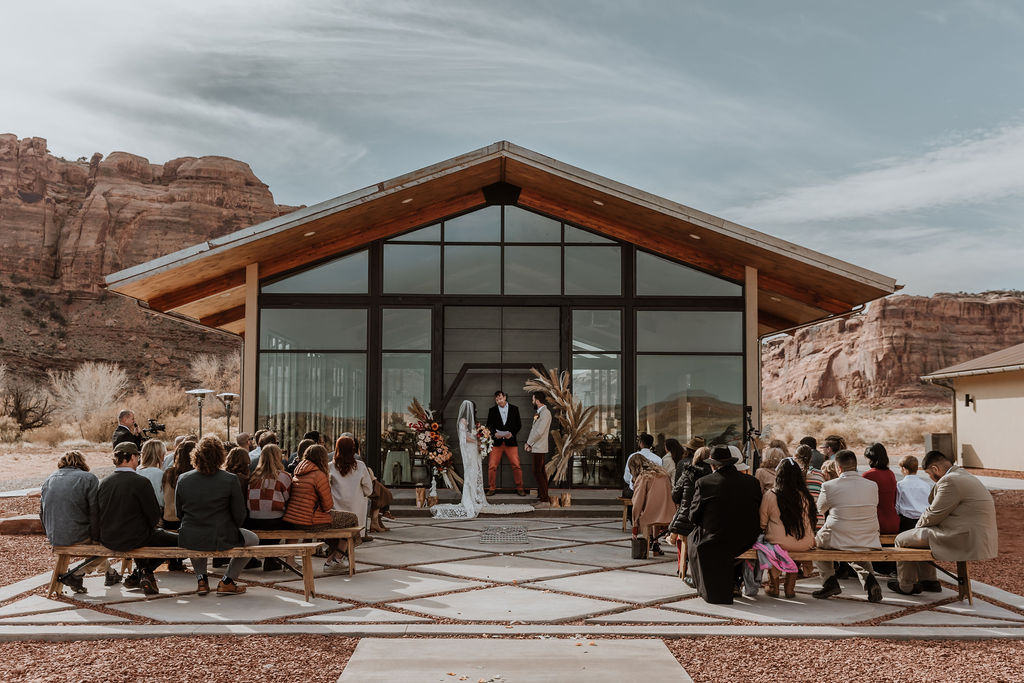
[815,471,881,551]
[760,490,816,552]
[631,471,675,530]
[525,405,552,454]
[914,466,998,562]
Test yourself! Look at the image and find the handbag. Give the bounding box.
[631,535,648,559]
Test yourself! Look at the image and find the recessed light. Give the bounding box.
[401,198,414,204]
[592,199,604,206]
[303,231,316,237]
[770,296,781,302]
[688,233,701,240]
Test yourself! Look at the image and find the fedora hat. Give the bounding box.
[708,445,738,466]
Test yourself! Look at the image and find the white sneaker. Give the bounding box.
[323,556,347,573]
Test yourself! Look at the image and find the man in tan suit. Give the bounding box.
[812,450,883,603]
[890,450,998,595]
[525,391,552,508]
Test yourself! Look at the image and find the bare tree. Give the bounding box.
[189,353,241,415]
[2,377,57,430]
[49,362,129,438]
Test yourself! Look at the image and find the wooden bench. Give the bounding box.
[49,542,322,601]
[253,527,362,577]
[618,497,631,532]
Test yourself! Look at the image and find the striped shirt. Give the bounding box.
[804,467,825,501]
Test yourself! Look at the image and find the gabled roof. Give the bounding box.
[922,341,1024,380]
[105,141,898,336]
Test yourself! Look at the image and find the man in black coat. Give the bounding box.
[687,445,762,604]
[485,390,525,496]
[98,442,178,595]
[111,409,144,450]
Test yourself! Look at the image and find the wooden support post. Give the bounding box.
[241,263,259,434]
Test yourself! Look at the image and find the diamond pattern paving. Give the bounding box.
[377,525,478,543]
[353,541,487,567]
[282,568,486,604]
[110,586,348,623]
[423,535,582,553]
[521,543,669,569]
[392,585,626,622]
[0,608,130,624]
[533,526,630,543]
[585,607,726,624]
[663,593,902,624]
[527,568,696,604]
[416,553,599,583]
[291,607,432,623]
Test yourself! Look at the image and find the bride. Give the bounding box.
[431,400,533,519]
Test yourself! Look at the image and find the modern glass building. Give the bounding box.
[107,142,897,489]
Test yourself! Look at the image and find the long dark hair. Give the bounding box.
[664,438,685,466]
[865,442,889,470]
[773,459,817,540]
[162,440,196,489]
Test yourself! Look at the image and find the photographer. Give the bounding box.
[112,409,144,450]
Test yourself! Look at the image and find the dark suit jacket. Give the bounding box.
[112,425,143,450]
[174,469,246,551]
[97,471,162,550]
[687,465,762,604]
[486,404,522,447]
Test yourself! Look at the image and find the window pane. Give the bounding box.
[383,308,431,350]
[565,225,614,243]
[381,352,430,485]
[636,355,742,447]
[258,352,366,455]
[564,246,621,295]
[444,206,500,242]
[504,246,561,295]
[262,250,368,294]
[636,251,741,296]
[572,353,623,487]
[390,224,440,242]
[384,244,440,293]
[260,308,366,350]
[444,245,501,294]
[636,311,742,353]
[504,206,560,242]
[573,310,621,352]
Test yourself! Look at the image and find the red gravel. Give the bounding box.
[966,467,1024,480]
[1,636,357,683]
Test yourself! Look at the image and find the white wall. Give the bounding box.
[955,370,1024,471]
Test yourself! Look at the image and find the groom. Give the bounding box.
[525,391,553,507]
[485,390,525,496]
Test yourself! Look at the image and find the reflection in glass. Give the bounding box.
[564,246,621,295]
[258,352,366,455]
[504,206,560,242]
[636,251,742,296]
[636,311,742,353]
[260,308,367,350]
[382,308,432,350]
[389,224,440,242]
[444,245,501,294]
[636,355,743,447]
[444,206,500,242]
[572,310,621,352]
[504,246,561,295]
[384,244,440,293]
[564,225,614,243]
[262,250,368,294]
[380,352,430,485]
[572,353,622,487]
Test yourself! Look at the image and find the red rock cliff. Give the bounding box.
[761,292,1024,407]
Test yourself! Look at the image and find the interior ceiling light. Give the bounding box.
[688,233,701,240]
[401,197,414,204]
[303,231,316,237]
[592,199,604,206]
[770,296,781,302]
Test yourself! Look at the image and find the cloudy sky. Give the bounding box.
[3,1,1023,295]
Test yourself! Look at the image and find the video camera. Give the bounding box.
[141,418,166,437]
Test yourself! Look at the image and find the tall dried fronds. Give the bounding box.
[49,361,129,440]
[524,367,602,484]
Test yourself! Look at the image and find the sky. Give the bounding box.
[3,1,1023,296]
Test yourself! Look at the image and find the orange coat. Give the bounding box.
[282,460,332,527]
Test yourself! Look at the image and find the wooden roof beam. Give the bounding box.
[200,305,246,329]
[149,269,246,312]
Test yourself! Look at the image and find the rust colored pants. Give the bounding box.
[487,445,523,490]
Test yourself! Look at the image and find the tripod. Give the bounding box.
[742,405,761,472]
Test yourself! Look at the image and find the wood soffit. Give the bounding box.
[106,141,897,335]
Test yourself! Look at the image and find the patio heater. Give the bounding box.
[217,392,240,442]
[185,388,215,437]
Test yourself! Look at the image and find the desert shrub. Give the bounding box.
[22,423,67,447]
[0,416,20,443]
[49,361,129,439]
[131,378,190,420]
[188,353,241,418]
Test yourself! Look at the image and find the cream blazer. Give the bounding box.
[815,471,881,551]
[916,466,998,561]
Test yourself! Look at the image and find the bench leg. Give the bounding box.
[48,554,71,598]
[957,561,973,605]
[678,538,688,580]
[622,504,628,533]
[347,535,355,577]
[302,549,315,602]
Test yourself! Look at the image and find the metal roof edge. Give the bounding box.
[922,364,1024,381]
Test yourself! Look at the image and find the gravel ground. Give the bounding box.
[666,637,1024,682]
[0,635,357,683]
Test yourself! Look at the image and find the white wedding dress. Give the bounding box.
[431,400,534,519]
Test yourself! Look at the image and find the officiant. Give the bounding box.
[485,390,526,496]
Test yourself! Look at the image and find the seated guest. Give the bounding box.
[343,432,396,530]
[821,459,841,481]
[863,442,899,574]
[40,451,112,593]
[329,436,373,537]
[225,446,251,497]
[161,441,196,531]
[98,442,178,595]
[799,436,826,470]
[630,456,675,556]
[668,446,713,574]
[164,434,195,469]
[895,455,933,531]
[755,446,785,493]
[287,438,316,474]
[821,434,846,462]
[136,439,166,506]
[890,451,997,595]
[247,444,292,571]
[175,435,257,596]
[247,430,266,467]
[623,432,661,491]
[283,445,359,572]
[760,458,817,597]
[661,438,687,484]
[767,439,791,458]
[794,444,825,502]
[812,449,883,602]
[687,446,762,604]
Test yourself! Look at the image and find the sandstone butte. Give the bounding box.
[1,133,1022,405]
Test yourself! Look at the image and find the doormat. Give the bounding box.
[479,525,530,544]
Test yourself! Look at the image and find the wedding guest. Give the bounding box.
[760,458,817,597]
[767,439,791,458]
[821,459,842,481]
[795,444,826,501]
[895,455,933,531]
[755,446,785,493]
[160,440,195,571]
[225,446,251,497]
[287,438,315,474]
[136,439,166,506]
[630,456,675,556]
[863,443,899,535]
[623,432,661,490]
[800,436,826,470]
[247,444,291,571]
[283,445,358,572]
[821,434,846,461]
[329,436,373,536]
[661,438,687,484]
[343,432,395,530]
[164,434,196,469]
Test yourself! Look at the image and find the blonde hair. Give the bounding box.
[252,444,285,482]
[821,459,842,481]
[760,446,786,470]
[692,446,712,464]
[767,439,791,458]
[57,451,89,471]
[140,439,166,469]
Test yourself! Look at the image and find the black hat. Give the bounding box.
[708,445,738,466]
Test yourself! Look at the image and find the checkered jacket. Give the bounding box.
[247,471,291,519]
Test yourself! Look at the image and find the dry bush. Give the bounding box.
[0,416,20,443]
[49,361,128,439]
[22,423,70,447]
[764,404,952,452]
[188,353,241,418]
[131,378,190,420]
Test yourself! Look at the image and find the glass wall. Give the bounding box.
[380,308,431,485]
[572,309,623,486]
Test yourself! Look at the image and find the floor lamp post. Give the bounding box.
[218,392,239,443]
[186,388,214,437]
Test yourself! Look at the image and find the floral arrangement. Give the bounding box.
[407,398,455,478]
[476,423,493,458]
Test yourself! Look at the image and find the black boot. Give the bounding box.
[812,575,842,599]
